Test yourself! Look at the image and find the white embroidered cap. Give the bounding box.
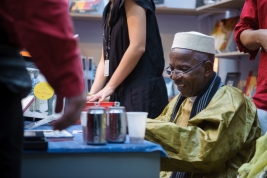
[171,31,215,54]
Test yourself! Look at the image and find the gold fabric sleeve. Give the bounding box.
[238,133,267,178]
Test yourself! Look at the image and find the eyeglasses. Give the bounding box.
[165,60,207,78]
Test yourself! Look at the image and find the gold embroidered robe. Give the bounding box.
[145,86,261,178]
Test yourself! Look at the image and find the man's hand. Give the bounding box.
[51,92,86,130]
[240,29,267,51]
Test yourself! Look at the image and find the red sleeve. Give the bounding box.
[8,0,85,98]
[234,0,259,60]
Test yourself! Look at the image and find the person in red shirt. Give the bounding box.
[234,0,267,111]
[0,1,86,177]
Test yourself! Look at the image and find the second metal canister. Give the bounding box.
[107,106,127,143]
[86,106,106,145]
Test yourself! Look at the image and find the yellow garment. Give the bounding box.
[176,98,193,127]
[161,98,193,178]
[238,133,267,178]
[145,86,261,178]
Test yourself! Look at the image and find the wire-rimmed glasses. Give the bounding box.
[165,60,207,78]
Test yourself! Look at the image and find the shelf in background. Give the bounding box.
[70,5,227,21]
[155,7,210,15]
[70,0,245,20]
[70,13,102,21]
[215,51,248,57]
[197,0,245,11]
[70,8,209,21]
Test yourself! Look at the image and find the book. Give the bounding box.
[25,130,73,138]
[81,56,96,93]
[23,68,63,120]
[210,16,240,53]
[203,0,216,5]
[213,57,219,73]
[153,0,164,5]
[237,80,247,92]
[24,116,57,129]
[158,0,196,8]
[24,131,48,150]
[225,72,241,87]
[196,0,205,8]
[244,71,257,99]
[44,130,74,138]
[22,95,35,113]
[69,0,101,13]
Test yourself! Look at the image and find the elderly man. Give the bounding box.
[145,32,261,178]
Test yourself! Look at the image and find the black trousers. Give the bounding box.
[0,82,24,178]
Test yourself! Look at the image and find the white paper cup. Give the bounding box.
[80,111,87,143]
[126,112,148,144]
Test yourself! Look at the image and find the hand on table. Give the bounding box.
[51,92,86,130]
[87,85,115,102]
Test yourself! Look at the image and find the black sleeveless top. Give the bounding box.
[102,0,168,118]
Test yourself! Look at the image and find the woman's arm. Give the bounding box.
[88,0,147,101]
[89,48,107,94]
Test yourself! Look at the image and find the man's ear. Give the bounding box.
[203,61,213,76]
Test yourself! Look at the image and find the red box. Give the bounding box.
[76,102,119,124]
[83,102,119,111]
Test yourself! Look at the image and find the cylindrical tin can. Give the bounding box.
[107,106,127,143]
[86,106,106,145]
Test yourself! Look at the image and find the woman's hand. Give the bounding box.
[87,85,115,102]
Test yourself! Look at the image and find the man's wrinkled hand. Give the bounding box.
[51,92,86,130]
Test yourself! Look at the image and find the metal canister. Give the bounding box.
[86,106,106,145]
[107,106,127,143]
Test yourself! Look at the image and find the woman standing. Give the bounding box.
[87,0,168,118]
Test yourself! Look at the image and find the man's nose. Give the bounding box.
[170,74,180,81]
